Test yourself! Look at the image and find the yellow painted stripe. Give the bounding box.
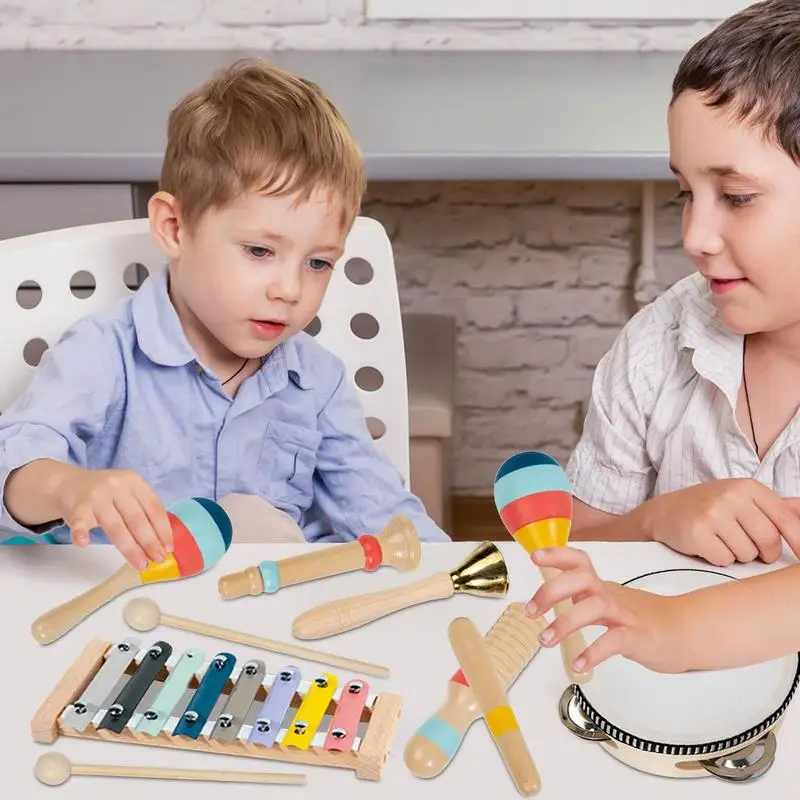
[514,517,571,552]
[486,706,519,737]
[140,552,181,583]
[282,673,338,750]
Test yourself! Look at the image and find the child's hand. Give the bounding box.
[54,467,173,569]
[526,547,689,674]
[640,479,800,566]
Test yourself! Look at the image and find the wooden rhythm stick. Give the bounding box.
[448,617,541,796]
[404,602,547,779]
[30,497,232,645]
[34,752,306,786]
[32,637,403,781]
[218,516,421,599]
[123,597,390,679]
[494,451,592,684]
[291,541,508,640]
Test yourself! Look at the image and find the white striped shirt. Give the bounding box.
[566,272,800,514]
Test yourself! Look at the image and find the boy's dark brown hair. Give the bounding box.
[671,0,800,161]
[160,57,365,231]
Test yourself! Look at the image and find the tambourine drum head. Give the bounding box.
[576,569,800,748]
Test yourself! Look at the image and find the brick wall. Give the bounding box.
[363,181,691,495]
[0,0,719,49]
[0,1,705,494]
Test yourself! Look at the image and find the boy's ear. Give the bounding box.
[147,191,184,259]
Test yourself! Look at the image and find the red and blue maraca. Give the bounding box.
[31,497,232,644]
[494,451,592,684]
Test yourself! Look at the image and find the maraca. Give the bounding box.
[494,451,592,683]
[31,497,232,645]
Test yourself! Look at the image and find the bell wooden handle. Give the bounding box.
[292,572,454,639]
[31,564,142,645]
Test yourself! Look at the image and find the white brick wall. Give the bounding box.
[362,180,691,494]
[0,0,719,49]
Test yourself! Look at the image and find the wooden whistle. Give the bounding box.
[218,516,421,599]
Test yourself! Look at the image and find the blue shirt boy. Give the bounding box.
[0,264,450,545]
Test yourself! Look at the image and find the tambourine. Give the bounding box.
[559,568,800,782]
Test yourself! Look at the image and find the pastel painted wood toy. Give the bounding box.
[291,541,509,640]
[123,597,390,678]
[494,451,592,684]
[404,602,547,779]
[448,616,541,796]
[34,751,306,786]
[31,637,403,781]
[218,515,421,599]
[30,497,232,645]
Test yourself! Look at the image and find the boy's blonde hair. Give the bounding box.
[159,57,365,230]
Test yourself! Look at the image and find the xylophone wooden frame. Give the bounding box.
[31,638,403,781]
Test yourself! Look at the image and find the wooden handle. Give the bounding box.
[73,764,305,784]
[539,566,593,683]
[31,564,142,645]
[448,616,541,796]
[292,571,455,639]
[159,612,389,679]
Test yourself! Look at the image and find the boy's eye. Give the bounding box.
[244,245,271,258]
[674,189,692,203]
[723,193,756,207]
[308,258,332,271]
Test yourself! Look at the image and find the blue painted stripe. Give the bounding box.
[168,498,225,571]
[258,560,281,593]
[414,717,463,759]
[495,451,559,481]
[494,464,571,509]
[194,497,232,550]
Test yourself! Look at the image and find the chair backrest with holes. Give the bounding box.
[0,216,410,484]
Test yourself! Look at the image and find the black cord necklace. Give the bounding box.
[742,334,758,456]
[221,357,250,386]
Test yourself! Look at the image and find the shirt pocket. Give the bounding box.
[258,419,323,504]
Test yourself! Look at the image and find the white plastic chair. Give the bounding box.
[0,216,410,484]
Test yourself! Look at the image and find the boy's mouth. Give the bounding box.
[250,319,287,340]
[709,277,747,295]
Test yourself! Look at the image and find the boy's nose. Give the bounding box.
[682,207,724,259]
[269,269,302,302]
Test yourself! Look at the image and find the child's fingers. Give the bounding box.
[68,511,96,547]
[526,566,598,618]
[132,481,173,554]
[531,546,594,572]
[537,595,609,648]
[95,504,149,570]
[570,628,626,673]
[113,492,166,564]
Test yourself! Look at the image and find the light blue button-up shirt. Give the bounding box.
[0,264,450,545]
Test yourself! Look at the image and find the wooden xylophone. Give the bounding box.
[31,637,402,781]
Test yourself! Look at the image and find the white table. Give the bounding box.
[2,540,798,798]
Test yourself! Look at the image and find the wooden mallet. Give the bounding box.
[494,451,592,684]
[123,597,390,678]
[448,616,541,796]
[218,515,421,599]
[34,752,305,786]
[31,497,232,645]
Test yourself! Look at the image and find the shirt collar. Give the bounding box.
[677,272,743,409]
[131,263,312,389]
